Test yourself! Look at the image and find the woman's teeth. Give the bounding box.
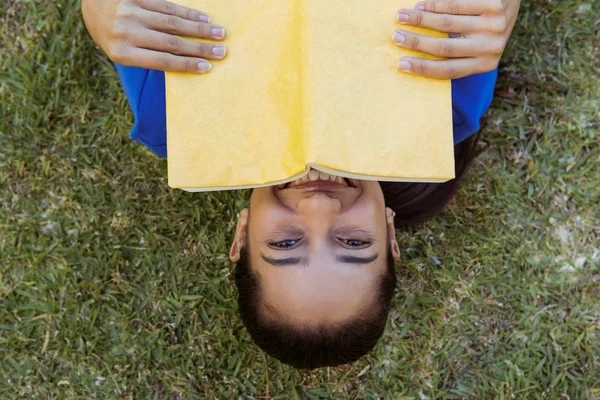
[288,170,348,187]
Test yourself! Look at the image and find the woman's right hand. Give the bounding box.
[82,0,226,72]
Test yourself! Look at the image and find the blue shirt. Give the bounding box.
[115,64,498,158]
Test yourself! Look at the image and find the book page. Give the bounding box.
[166,0,307,189]
[305,0,455,181]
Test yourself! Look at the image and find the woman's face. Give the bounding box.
[230,170,400,325]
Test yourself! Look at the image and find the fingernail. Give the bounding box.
[415,2,425,10]
[198,60,211,72]
[396,12,409,22]
[211,27,225,39]
[212,45,227,58]
[392,32,406,45]
[398,60,411,71]
[199,14,211,23]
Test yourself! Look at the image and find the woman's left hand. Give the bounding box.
[392,0,521,79]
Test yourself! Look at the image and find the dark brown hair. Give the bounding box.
[235,245,397,369]
[234,133,481,369]
[380,133,480,227]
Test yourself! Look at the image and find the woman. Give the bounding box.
[82,0,520,369]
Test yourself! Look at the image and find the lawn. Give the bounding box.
[1,0,599,398]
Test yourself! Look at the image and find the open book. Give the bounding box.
[166,0,453,192]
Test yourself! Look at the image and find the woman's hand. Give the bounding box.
[392,0,521,79]
[82,0,226,72]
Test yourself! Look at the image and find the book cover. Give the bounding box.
[166,0,454,191]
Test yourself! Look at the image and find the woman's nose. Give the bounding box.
[297,193,342,219]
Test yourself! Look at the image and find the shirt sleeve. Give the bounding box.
[451,67,498,144]
[115,64,168,157]
[114,64,498,156]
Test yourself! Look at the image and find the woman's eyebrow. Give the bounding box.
[260,253,377,266]
[335,254,379,264]
[260,253,309,267]
[334,227,375,238]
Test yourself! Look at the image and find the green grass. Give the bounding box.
[1,0,599,398]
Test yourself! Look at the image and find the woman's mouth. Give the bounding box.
[279,169,359,189]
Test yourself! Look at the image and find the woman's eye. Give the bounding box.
[269,239,300,249]
[341,239,371,248]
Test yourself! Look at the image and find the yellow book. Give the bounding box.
[166,0,453,192]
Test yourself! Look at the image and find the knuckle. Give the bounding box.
[490,38,506,55]
[166,16,179,29]
[115,2,133,18]
[164,2,175,15]
[488,0,504,13]
[198,42,210,57]
[106,46,118,61]
[185,8,196,20]
[484,57,499,71]
[157,54,172,69]
[409,34,420,49]
[199,23,212,37]
[150,10,162,23]
[448,1,461,14]
[489,16,507,33]
[439,42,453,57]
[414,60,426,75]
[442,66,457,79]
[166,34,182,50]
[107,44,125,62]
[184,59,196,71]
[441,16,453,31]
[415,11,423,26]
[110,21,128,39]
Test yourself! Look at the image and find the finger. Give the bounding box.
[115,46,213,73]
[131,29,227,60]
[395,9,491,34]
[138,0,212,23]
[392,30,503,58]
[140,9,225,40]
[414,0,505,15]
[397,56,497,79]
